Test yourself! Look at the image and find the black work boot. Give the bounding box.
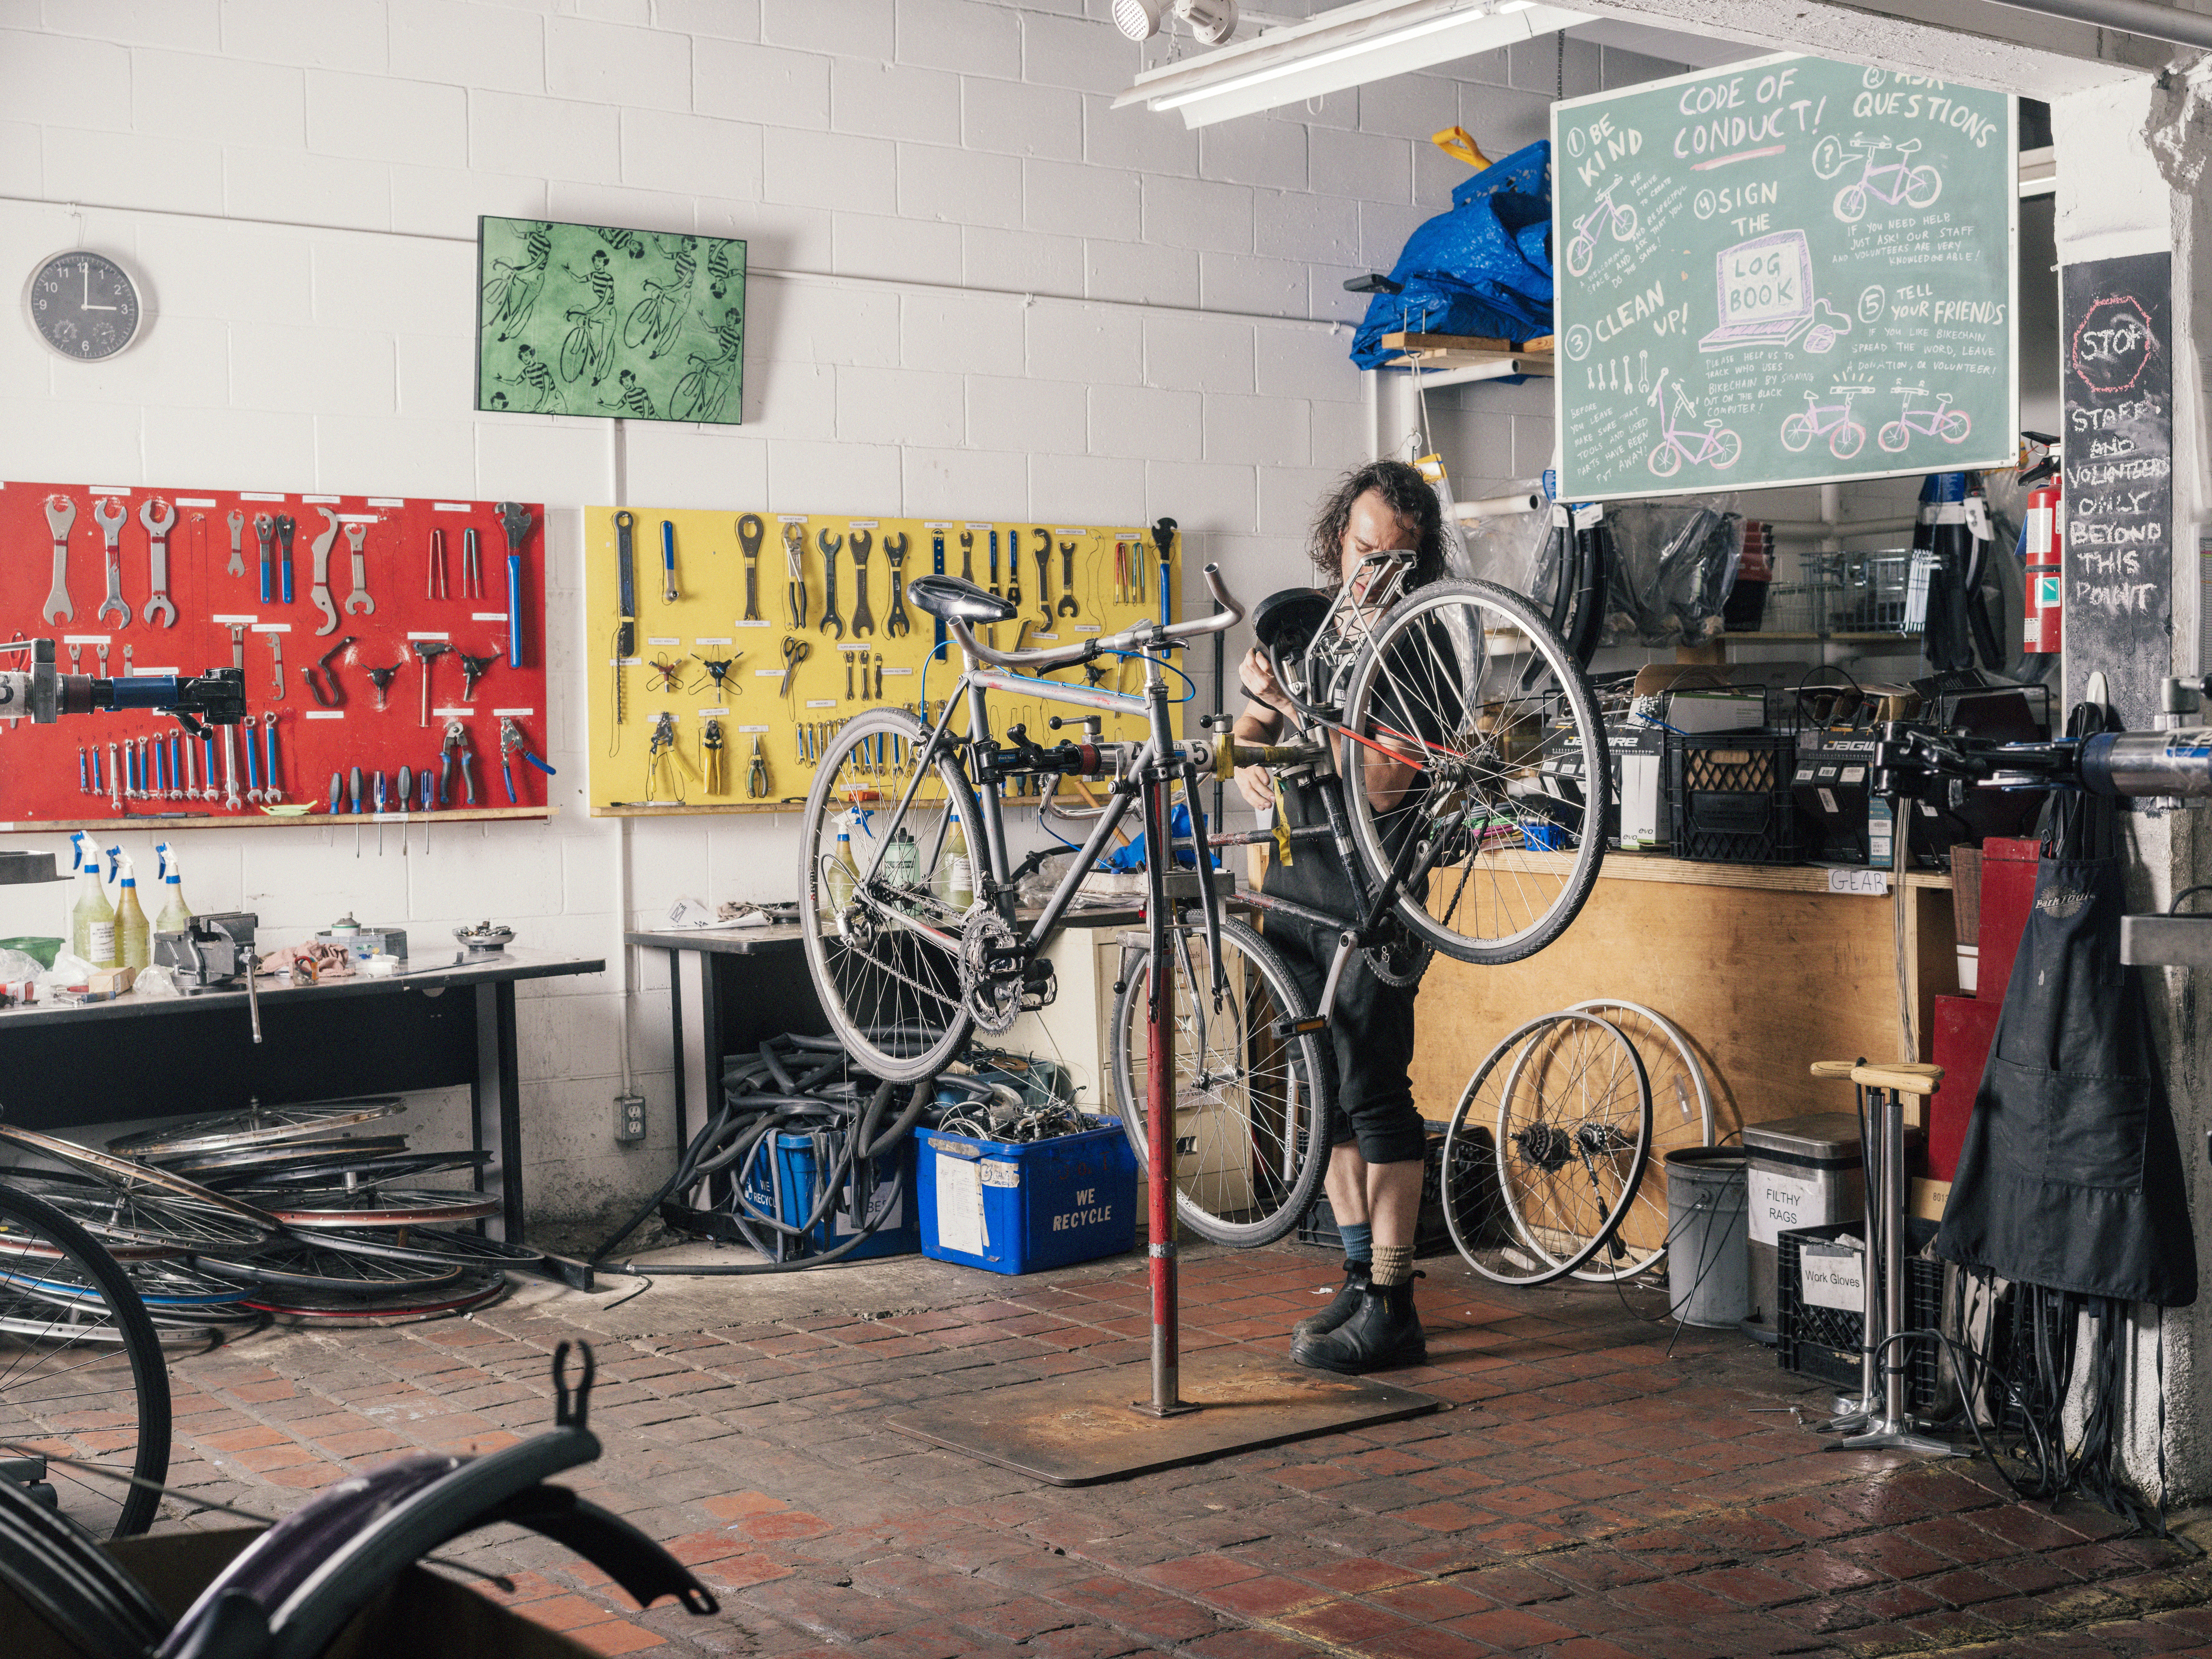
[1289,1276,1426,1374]
[1293,1258,1371,1340]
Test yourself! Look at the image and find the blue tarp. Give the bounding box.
[1349,139,1553,371]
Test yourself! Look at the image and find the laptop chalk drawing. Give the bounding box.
[1700,230,1816,352]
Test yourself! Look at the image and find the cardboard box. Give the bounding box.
[9,1527,602,1659]
[1628,664,1765,733]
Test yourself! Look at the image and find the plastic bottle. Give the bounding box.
[883,828,921,892]
[68,832,115,966]
[153,841,194,936]
[824,815,859,923]
[939,807,973,913]
[109,847,151,971]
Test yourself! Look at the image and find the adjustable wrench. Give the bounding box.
[226,509,246,577]
[817,529,844,639]
[344,522,374,614]
[42,496,75,623]
[848,529,875,637]
[309,507,341,635]
[139,497,177,627]
[255,513,276,603]
[95,497,130,628]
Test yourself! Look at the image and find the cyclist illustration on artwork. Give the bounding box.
[489,342,567,414]
[559,248,619,385]
[598,368,657,420]
[672,307,744,423]
[624,237,699,359]
[481,220,552,342]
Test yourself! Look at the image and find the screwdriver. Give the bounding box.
[350,765,363,857]
[397,765,413,857]
[374,770,387,854]
[421,765,436,856]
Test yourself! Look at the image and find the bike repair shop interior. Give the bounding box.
[8,4,2212,1659]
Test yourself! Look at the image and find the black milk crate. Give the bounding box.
[1776,1219,1944,1412]
[1666,730,1797,864]
[1297,1126,1502,1259]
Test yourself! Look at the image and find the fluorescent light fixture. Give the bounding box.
[1115,0,1592,128]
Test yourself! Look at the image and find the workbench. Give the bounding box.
[0,947,603,1247]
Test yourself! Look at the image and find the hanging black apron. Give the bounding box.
[1934,855,2197,1307]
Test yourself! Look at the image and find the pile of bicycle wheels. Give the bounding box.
[1440,1001,1718,1289]
[0,1101,538,1335]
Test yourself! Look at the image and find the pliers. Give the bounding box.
[747,735,768,799]
[442,719,477,806]
[499,716,557,803]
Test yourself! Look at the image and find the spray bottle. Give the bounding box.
[824,811,859,926]
[68,831,115,967]
[108,845,150,971]
[939,805,973,913]
[154,841,194,936]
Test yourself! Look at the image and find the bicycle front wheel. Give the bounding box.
[0,1183,171,1538]
[799,705,982,1082]
[1339,580,1607,965]
[1109,917,1332,1247]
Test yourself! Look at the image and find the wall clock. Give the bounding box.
[25,249,146,361]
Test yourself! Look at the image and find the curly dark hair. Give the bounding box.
[1307,460,1446,588]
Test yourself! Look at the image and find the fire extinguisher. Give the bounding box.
[2022,476,2062,657]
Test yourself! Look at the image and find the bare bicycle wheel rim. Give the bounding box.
[1492,1013,1651,1281]
[265,1188,503,1228]
[0,1127,282,1231]
[1562,999,1715,1282]
[108,1101,405,1159]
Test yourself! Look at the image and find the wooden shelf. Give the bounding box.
[1381,330,1554,378]
[1506,845,1949,895]
[0,806,555,833]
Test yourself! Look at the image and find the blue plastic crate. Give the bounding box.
[734,1127,919,1263]
[914,1116,1138,1276]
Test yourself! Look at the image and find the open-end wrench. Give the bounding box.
[107,741,120,812]
[139,497,177,627]
[245,713,263,803]
[1056,541,1080,618]
[275,513,296,605]
[42,496,75,623]
[883,534,911,636]
[817,530,844,639]
[270,631,286,699]
[264,715,283,803]
[255,514,276,603]
[183,728,198,800]
[848,530,875,637]
[230,623,246,670]
[226,509,246,578]
[1033,528,1052,626]
[738,513,763,620]
[309,508,341,634]
[96,641,108,679]
[344,522,374,615]
[222,723,241,810]
[95,497,130,628]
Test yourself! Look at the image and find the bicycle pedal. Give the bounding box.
[1020,958,1057,1010]
[1273,1015,1329,1038]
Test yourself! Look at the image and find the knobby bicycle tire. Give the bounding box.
[0,1181,172,1538]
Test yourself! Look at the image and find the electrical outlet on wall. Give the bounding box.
[614,1093,646,1143]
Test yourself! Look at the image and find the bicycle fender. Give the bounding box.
[0,1473,173,1659]
[485,1485,717,1615]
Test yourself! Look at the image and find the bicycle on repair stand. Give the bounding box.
[797,558,1610,1255]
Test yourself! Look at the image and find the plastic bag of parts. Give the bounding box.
[33,950,94,999]
[132,963,183,998]
[1349,140,1554,373]
[1454,489,1553,595]
[1601,498,1744,647]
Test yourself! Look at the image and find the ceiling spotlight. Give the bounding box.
[1112,0,1164,39]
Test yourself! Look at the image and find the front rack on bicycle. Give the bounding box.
[1756,550,1934,640]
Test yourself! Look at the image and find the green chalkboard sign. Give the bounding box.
[1552,56,2015,500]
[475,217,746,426]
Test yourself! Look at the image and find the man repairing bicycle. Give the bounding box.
[1233,459,1445,1374]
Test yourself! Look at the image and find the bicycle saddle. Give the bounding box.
[907,574,1016,624]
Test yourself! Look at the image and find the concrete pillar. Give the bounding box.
[2053,60,2212,1503]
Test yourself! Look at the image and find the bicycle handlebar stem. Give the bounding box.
[950,563,1244,670]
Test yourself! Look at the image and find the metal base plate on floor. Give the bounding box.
[885,1348,1445,1486]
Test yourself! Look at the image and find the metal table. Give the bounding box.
[0,947,603,1249]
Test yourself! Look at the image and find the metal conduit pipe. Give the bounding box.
[1978,0,2212,51]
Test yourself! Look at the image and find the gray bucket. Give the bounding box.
[1665,1147,1749,1328]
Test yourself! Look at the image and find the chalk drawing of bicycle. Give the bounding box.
[1877,385,1972,452]
[1810,134,1942,223]
[1780,385,1874,460]
[1646,369,1741,477]
[1565,180,1639,277]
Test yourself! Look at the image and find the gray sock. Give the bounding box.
[1337,1222,1373,1266]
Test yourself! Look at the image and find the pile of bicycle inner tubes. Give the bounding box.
[0,1100,541,1331]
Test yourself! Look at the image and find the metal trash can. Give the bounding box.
[1664,1146,1748,1328]
[1742,1113,1868,1332]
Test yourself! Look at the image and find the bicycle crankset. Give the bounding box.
[960,910,1053,1034]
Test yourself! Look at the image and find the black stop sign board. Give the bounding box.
[2060,251,2173,730]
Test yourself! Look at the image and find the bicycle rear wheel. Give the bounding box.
[799,705,983,1082]
[0,1183,171,1539]
[1108,916,1332,1247]
[1442,1012,1651,1286]
[1339,580,1607,965]
[1564,1000,1713,1281]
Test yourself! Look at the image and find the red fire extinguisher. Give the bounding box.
[2023,477,2062,655]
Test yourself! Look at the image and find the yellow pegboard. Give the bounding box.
[584,509,1179,814]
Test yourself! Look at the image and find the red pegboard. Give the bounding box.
[0,479,550,828]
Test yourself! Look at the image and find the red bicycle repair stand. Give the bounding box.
[886,777,1442,1487]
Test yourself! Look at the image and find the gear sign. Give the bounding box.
[960,908,1024,1035]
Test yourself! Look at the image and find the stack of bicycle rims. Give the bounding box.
[0,1100,535,1332]
[1440,1003,1716,1288]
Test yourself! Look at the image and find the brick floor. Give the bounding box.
[149,1244,2212,1658]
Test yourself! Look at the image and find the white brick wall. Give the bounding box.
[0,0,1690,1237]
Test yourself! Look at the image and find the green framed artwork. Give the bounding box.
[476,217,746,425]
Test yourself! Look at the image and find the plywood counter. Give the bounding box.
[1406,855,1958,1141]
